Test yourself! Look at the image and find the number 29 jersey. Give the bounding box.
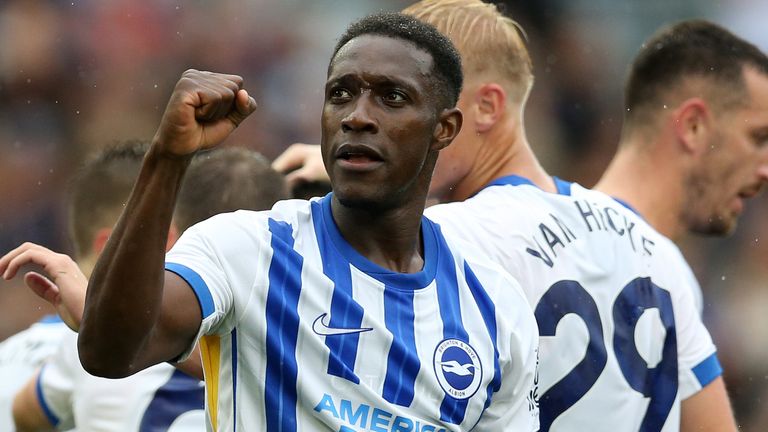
[424,176,721,432]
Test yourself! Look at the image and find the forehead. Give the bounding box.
[744,67,768,111]
[328,34,434,87]
[728,67,768,128]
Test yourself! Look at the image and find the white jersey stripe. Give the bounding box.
[230,330,238,432]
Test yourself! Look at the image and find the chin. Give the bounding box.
[692,217,737,237]
[334,189,391,213]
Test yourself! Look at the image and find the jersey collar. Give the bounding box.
[482,174,572,196]
[319,194,439,290]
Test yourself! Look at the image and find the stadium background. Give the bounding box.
[0,0,765,428]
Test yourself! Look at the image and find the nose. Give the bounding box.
[757,163,768,183]
[341,94,378,134]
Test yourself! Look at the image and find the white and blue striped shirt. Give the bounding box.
[425,176,721,432]
[166,194,539,431]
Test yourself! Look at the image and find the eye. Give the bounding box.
[752,131,768,148]
[383,90,407,105]
[328,87,352,103]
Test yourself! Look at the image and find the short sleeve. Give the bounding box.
[672,263,721,400]
[165,212,273,360]
[36,332,80,430]
[471,272,540,431]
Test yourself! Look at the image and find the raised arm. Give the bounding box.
[78,70,257,378]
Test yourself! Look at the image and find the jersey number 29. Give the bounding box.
[535,277,676,432]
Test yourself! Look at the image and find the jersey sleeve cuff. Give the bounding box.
[36,366,60,427]
[692,352,723,388]
[165,262,215,319]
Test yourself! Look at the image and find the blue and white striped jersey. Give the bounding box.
[37,331,205,431]
[166,194,539,431]
[425,176,721,432]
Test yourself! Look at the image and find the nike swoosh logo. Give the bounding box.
[312,313,373,336]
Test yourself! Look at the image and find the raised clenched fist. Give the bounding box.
[152,69,258,157]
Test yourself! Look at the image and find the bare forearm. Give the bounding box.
[79,146,191,377]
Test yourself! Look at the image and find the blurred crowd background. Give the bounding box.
[0,0,766,429]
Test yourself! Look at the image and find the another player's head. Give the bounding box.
[322,12,463,211]
[403,0,533,201]
[175,147,290,232]
[622,20,768,235]
[67,141,154,274]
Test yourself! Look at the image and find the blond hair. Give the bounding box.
[403,0,534,104]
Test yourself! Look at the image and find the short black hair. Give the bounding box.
[331,11,463,109]
[175,147,289,232]
[68,140,148,258]
[625,20,768,126]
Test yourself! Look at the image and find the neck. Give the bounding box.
[330,191,427,274]
[448,117,554,201]
[595,135,686,241]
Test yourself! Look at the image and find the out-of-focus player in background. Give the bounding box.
[272,1,755,431]
[0,310,69,429]
[74,12,540,431]
[596,21,768,242]
[1,143,289,431]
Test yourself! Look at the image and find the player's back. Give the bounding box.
[425,176,721,432]
[0,315,69,430]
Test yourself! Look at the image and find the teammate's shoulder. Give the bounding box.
[186,197,315,234]
[433,223,528,302]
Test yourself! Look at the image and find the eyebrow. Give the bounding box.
[326,73,420,93]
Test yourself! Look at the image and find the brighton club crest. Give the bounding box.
[433,338,483,399]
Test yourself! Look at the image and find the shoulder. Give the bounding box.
[176,198,317,248]
[433,221,530,311]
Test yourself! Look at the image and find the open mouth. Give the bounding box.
[336,144,383,164]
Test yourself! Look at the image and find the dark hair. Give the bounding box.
[67,140,148,258]
[175,147,289,232]
[331,11,463,108]
[625,19,768,127]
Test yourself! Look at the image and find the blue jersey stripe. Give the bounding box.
[381,287,419,406]
[482,174,572,196]
[138,369,205,431]
[36,365,60,427]
[311,201,363,384]
[464,262,502,406]
[37,314,63,325]
[264,219,303,432]
[165,262,215,319]
[553,176,572,196]
[433,227,471,424]
[231,329,238,431]
[692,352,722,387]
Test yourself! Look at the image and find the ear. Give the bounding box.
[431,107,463,151]
[672,97,712,155]
[91,227,112,255]
[474,83,507,132]
[166,222,180,251]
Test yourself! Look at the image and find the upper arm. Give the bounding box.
[12,372,54,432]
[681,377,737,432]
[148,270,205,364]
